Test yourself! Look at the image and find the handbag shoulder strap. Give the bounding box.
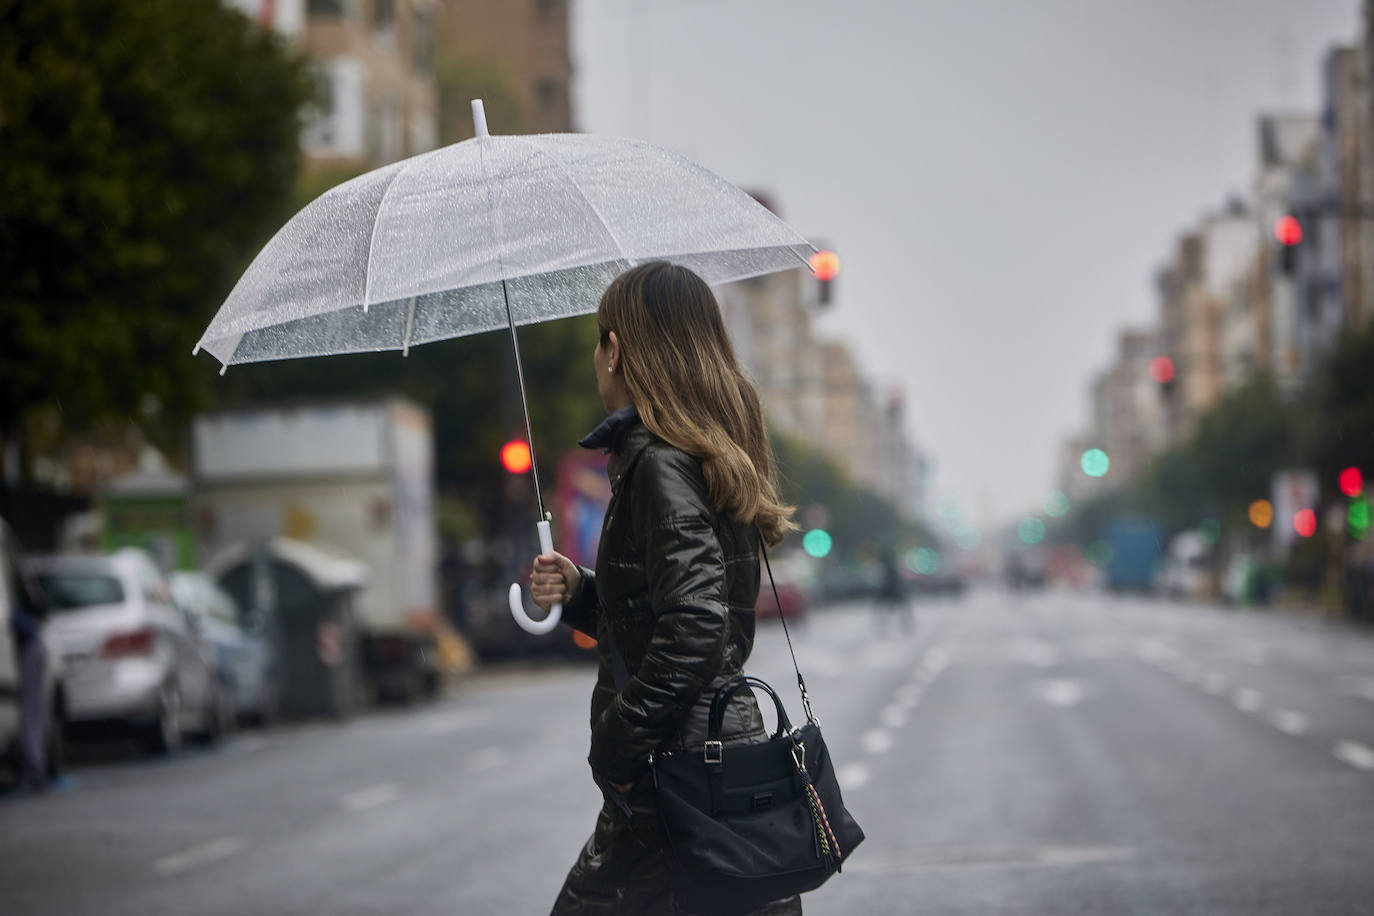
[760,532,816,724]
[602,532,816,725]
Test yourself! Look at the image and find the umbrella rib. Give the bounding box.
[516,137,634,268]
[361,154,433,313]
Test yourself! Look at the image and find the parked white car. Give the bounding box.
[1,519,65,784]
[27,549,227,754]
[170,570,276,725]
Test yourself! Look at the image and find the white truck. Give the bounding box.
[190,399,442,705]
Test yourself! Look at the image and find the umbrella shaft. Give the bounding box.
[502,279,546,522]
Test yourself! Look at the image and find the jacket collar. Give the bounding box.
[580,405,653,481]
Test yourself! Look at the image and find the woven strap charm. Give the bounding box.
[803,780,842,865]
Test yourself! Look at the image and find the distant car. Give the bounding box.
[0,519,65,784]
[1161,530,1211,599]
[170,570,275,725]
[27,549,227,753]
[816,565,882,603]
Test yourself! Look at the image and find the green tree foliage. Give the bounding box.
[1301,325,1374,488]
[772,432,934,557]
[0,0,313,454]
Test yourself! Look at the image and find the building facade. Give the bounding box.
[226,0,441,166]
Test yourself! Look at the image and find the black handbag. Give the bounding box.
[606,541,864,915]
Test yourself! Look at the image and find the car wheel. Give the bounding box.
[146,683,183,756]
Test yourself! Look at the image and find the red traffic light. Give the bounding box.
[1339,466,1364,497]
[500,439,532,474]
[1148,356,1175,385]
[1273,215,1303,246]
[809,249,841,281]
[1293,508,1317,538]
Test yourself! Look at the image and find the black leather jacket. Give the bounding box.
[562,407,767,786]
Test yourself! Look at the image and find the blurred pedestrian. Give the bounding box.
[874,548,913,635]
[8,567,51,790]
[530,262,803,915]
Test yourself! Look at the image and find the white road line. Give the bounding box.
[861,729,893,755]
[1232,688,1263,713]
[836,761,870,791]
[154,837,243,876]
[1334,740,1374,772]
[1271,710,1309,735]
[341,782,401,812]
[1034,679,1086,708]
[419,713,478,736]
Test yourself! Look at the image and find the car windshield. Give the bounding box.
[34,572,126,610]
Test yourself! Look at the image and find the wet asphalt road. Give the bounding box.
[3,588,1373,915]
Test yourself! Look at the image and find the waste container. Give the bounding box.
[209,538,368,720]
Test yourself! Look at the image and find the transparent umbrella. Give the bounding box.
[195,101,816,633]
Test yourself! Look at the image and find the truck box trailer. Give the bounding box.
[191,399,442,705]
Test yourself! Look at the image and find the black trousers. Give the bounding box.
[550,795,803,916]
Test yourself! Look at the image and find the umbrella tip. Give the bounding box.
[472,99,489,138]
[219,364,227,377]
[192,343,201,356]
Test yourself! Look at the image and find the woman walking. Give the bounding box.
[530,262,803,915]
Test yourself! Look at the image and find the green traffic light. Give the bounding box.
[1080,448,1110,478]
[1351,498,1371,539]
[803,528,833,558]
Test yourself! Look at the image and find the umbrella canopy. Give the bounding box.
[194,102,817,636]
[195,121,815,369]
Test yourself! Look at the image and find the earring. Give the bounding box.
[608,365,615,375]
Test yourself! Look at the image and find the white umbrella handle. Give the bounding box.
[509,519,562,634]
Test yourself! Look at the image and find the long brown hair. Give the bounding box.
[598,262,796,546]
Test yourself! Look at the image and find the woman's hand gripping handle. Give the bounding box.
[508,520,576,634]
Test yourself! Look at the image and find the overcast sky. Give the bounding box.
[571,0,1362,530]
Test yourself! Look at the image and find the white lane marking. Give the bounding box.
[836,761,870,790]
[1271,710,1309,735]
[341,782,401,812]
[1233,688,1263,713]
[1334,740,1374,772]
[880,705,908,728]
[861,729,893,755]
[154,837,243,876]
[467,747,507,772]
[1034,679,1086,708]
[1202,672,1228,695]
[419,712,478,736]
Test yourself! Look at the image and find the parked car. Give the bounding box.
[757,567,808,623]
[0,519,65,784]
[1160,530,1211,600]
[27,549,227,753]
[170,570,275,726]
